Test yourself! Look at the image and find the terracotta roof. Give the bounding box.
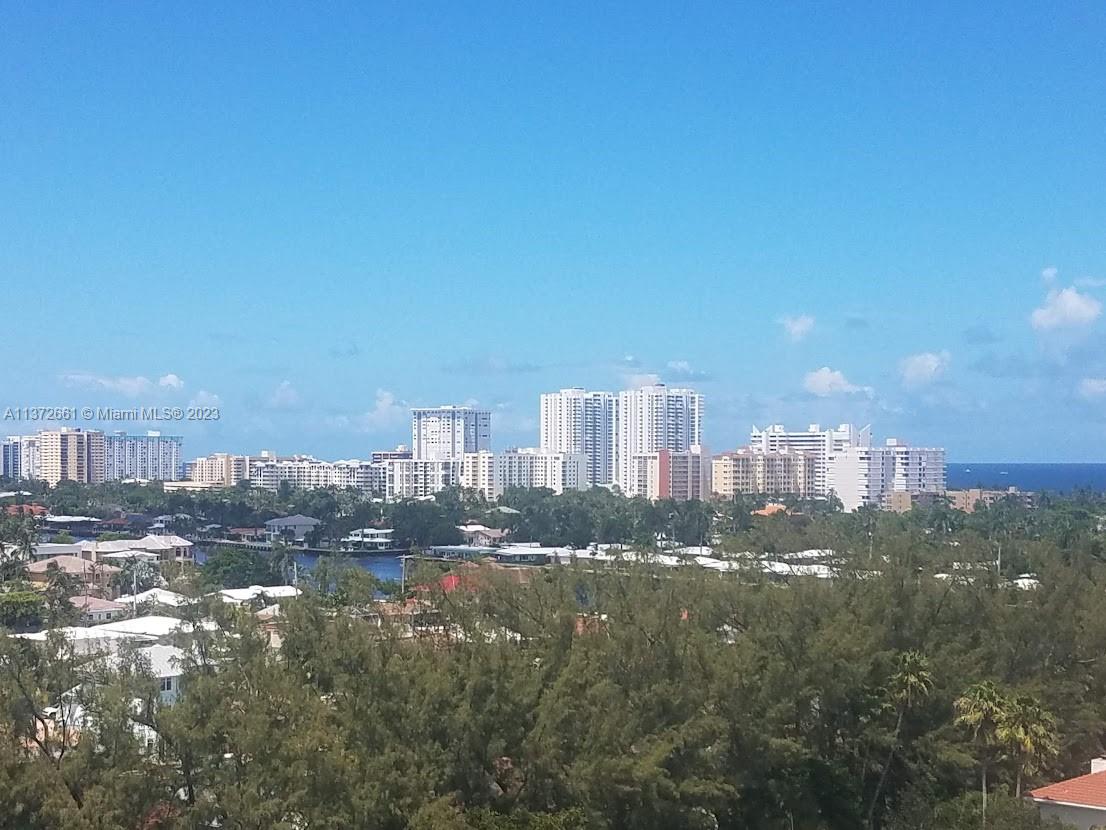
[27,555,121,576]
[69,595,127,612]
[6,503,46,516]
[753,503,788,517]
[1030,770,1106,809]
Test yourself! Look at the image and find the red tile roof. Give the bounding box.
[5,503,46,516]
[1030,769,1106,809]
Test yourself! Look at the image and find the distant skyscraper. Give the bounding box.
[628,448,708,501]
[827,439,946,512]
[187,452,252,487]
[37,428,105,487]
[103,431,183,481]
[615,384,703,492]
[2,435,42,481]
[411,406,491,461]
[1,437,26,480]
[748,423,871,497]
[539,388,616,486]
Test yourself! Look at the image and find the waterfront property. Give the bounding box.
[264,514,321,542]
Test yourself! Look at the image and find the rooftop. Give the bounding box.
[96,615,215,638]
[28,556,121,576]
[69,595,127,612]
[1030,769,1106,810]
[264,514,321,528]
[218,585,301,603]
[116,588,191,607]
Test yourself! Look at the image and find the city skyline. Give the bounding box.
[2,390,948,512]
[3,384,945,465]
[3,6,1105,462]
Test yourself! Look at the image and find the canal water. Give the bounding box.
[191,547,405,583]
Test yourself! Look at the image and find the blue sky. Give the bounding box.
[2,2,1105,462]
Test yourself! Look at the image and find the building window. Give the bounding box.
[160,677,173,692]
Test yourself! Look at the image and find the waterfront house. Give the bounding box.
[264,515,321,543]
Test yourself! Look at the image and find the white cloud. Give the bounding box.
[1078,378,1106,399]
[189,390,221,407]
[779,314,815,342]
[61,371,187,397]
[1075,277,1106,289]
[1041,266,1058,284]
[803,367,871,398]
[329,389,407,433]
[61,373,154,397]
[267,380,301,410]
[1031,287,1102,331]
[899,351,950,387]
[665,360,712,381]
[624,373,661,389]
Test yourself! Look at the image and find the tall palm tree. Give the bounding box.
[867,651,934,829]
[997,695,1059,797]
[954,681,1009,830]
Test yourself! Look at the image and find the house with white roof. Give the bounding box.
[15,625,155,656]
[216,585,301,605]
[95,615,215,639]
[116,587,191,609]
[340,528,396,551]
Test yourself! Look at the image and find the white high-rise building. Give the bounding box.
[495,448,587,498]
[749,423,872,497]
[103,431,183,481]
[540,389,615,486]
[827,446,895,512]
[461,448,587,500]
[247,455,384,493]
[384,459,461,501]
[615,384,703,491]
[828,440,946,512]
[411,406,491,461]
[887,440,946,495]
[460,451,497,499]
[2,435,41,481]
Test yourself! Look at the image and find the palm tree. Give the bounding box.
[954,681,1009,830]
[997,695,1059,797]
[867,651,934,829]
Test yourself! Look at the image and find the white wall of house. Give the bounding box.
[1034,802,1106,829]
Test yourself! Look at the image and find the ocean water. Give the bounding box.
[947,463,1106,493]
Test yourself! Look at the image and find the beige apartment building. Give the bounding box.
[711,449,815,499]
[186,452,251,487]
[37,428,105,486]
[948,487,1036,513]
